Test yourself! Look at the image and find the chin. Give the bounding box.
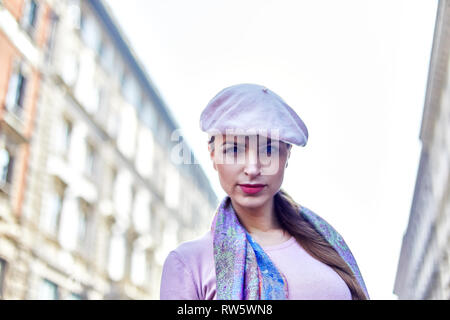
[233,192,271,209]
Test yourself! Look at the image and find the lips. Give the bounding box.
[239,184,266,195]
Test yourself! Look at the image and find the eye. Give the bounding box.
[223,145,241,154]
[261,145,276,155]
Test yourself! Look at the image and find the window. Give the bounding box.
[84,142,95,177]
[80,11,101,52]
[0,147,14,187]
[5,66,28,118]
[0,258,6,298]
[58,197,89,253]
[77,203,88,251]
[106,166,117,199]
[21,0,39,38]
[100,41,115,74]
[107,107,121,139]
[57,197,78,250]
[107,228,126,281]
[66,292,83,300]
[67,0,81,30]
[132,189,151,234]
[37,279,58,300]
[96,87,106,116]
[113,170,132,225]
[111,60,125,89]
[160,123,172,146]
[140,100,158,132]
[117,105,137,158]
[97,36,105,58]
[92,86,102,114]
[162,218,178,254]
[121,73,141,108]
[55,118,72,156]
[62,119,73,155]
[45,12,59,63]
[164,166,180,209]
[130,242,147,286]
[135,126,154,177]
[61,52,79,87]
[40,187,64,235]
[95,87,110,122]
[74,51,99,114]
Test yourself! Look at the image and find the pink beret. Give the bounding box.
[199,83,308,146]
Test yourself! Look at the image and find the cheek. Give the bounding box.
[215,164,241,192]
[267,168,285,186]
[262,154,287,175]
[263,158,287,188]
[216,164,235,182]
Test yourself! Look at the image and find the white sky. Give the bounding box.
[107,0,438,299]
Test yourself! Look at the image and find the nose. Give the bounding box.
[244,148,261,178]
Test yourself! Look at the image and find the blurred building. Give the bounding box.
[394,0,450,300]
[0,0,217,299]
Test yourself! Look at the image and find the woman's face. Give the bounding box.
[209,134,291,210]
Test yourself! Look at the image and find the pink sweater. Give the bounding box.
[160,230,352,300]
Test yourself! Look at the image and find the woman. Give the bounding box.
[160,83,369,300]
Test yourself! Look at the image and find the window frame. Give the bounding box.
[44,11,59,63]
[5,63,28,119]
[0,258,7,298]
[84,140,96,178]
[40,178,66,236]
[38,278,59,300]
[21,0,40,39]
[76,198,91,254]
[0,134,18,195]
[0,146,14,187]
[63,119,73,154]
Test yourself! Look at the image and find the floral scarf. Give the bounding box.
[211,195,369,300]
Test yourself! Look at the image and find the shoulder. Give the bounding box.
[160,231,214,299]
[163,230,214,279]
[171,230,214,264]
[298,204,370,299]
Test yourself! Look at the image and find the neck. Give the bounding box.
[229,197,281,234]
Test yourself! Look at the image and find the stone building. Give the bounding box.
[0,0,217,299]
[394,0,450,300]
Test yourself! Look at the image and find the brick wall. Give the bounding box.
[3,0,24,22]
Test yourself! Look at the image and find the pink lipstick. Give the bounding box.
[239,184,266,195]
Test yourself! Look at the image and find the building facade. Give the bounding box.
[394,0,450,300]
[0,0,217,299]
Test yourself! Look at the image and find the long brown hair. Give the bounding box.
[208,135,367,299]
[274,189,368,300]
